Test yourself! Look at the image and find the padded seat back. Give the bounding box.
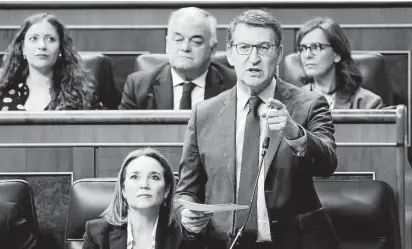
[65,178,116,249]
[0,179,39,240]
[135,51,232,72]
[282,52,390,105]
[315,180,400,249]
[80,53,120,109]
[65,178,400,249]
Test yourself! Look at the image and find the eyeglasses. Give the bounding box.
[231,43,277,55]
[297,43,331,55]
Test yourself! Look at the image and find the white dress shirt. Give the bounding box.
[127,216,158,249]
[171,68,208,110]
[235,77,307,241]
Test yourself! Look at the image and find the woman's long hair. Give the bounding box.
[101,148,176,227]
[296,17,362,96]
[0,12,97,110]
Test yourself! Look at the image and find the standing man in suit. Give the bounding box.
[174,10,340,249]
[0,201,37,249]
[119,7,236,110]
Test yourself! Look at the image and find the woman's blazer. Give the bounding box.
[82,216,202,249]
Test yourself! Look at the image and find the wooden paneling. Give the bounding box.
[0,109,404,181]
[0,29,167,52]
[336,147,397,183]
[25,148,73,172]
[68,29,166,52]
[72,148,95,179]
[0,109,405,249]
[0,26,410,57]
[344,28,412,51]
[0,124,186,144]
[96,146,183,177]
[334,123,396,142]
[2,6,412,26]
[0,148,26,171]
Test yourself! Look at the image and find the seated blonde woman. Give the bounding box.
[82,148,202,249]
[296,17,383,109]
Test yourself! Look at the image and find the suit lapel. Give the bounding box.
[109,225,127,249]
[204,63,227,99]
[153,65,174,109]
[218,87,237,188]
[264,79,294,178]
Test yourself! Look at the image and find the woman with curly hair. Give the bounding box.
[0,12,102,110]
[296,17,383,109]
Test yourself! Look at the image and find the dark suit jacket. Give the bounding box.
[0,202,36,249]
[302,85,383,109]
[174,79,340,249]
[82,216,203,249]
[119,62,236,109]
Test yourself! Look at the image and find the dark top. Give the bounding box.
[0,81,105,111]
[119,62,236,110]
[82,215,204,249]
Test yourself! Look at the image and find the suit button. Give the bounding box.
[311,157,316,163]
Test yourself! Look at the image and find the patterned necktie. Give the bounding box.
[235,96,262,238]
[179,82,196,110]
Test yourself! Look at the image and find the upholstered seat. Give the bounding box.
[134,51,232,72]
[65,178,116,249]
[80,53,120,109]
[0,179,39,242]
[282,52,391,106]
[315,180,400,249]
[65,178,400,249]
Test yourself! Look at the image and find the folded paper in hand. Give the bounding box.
[178,199,248,213]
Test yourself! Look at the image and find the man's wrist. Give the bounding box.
[285,123,303,140]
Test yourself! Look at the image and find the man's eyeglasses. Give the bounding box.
[231,43,277,55]
[297,43,331,55]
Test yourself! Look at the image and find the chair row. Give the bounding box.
[64,177,401,249]
[0,177,401,249]
[84,51,389,110]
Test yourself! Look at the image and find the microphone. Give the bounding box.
[229,133,271,249]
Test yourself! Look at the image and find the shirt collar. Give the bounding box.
[171,67,208,88]
[236,77,277,110]
[127,216,159,248]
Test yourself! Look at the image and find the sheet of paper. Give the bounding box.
[178,199,249,213]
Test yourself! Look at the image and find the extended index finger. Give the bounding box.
[266,98,285,110]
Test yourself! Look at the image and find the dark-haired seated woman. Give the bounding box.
[82,148,202,249]
[296,17,383,109]
[0,12,103,111]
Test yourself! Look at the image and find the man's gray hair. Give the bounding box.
[167,7,218,47]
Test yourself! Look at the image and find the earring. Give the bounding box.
[58,53,62,57]
[23,53,26,59]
